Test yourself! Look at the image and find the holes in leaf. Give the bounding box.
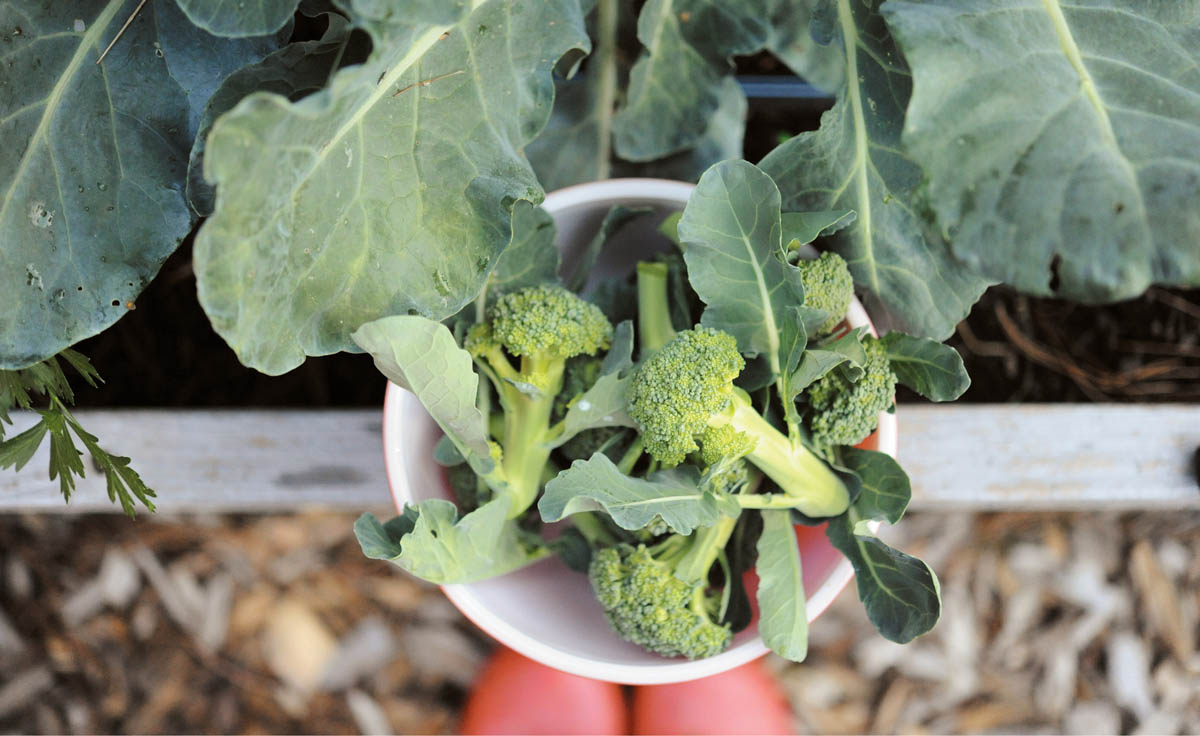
[1048,255,1062,293]
[111,299,120,307]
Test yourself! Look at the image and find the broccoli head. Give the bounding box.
[807,335,897,448]
[628,328,850,518]
[588,527,734,659]
[797,251,854,335]
[466,285,614,517]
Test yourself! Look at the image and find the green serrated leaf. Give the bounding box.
[878,332,969,402]
[0,420,49,472]
[758,0,990,340]
[838,447,910,524]
[827,507,940,643]
[755,509,808,662]
[43,410,84,502]
[195,0,589,374]
[352,316,495,476]
[884,0,1200,300]
[539,453,721,535]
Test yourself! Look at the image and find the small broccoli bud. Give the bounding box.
[492,285,613,360]
[798,251,854,335]
[699,424,755,467]
[627,327,745,466]
[808,336,897,448]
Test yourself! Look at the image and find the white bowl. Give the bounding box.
[381,178,897,684]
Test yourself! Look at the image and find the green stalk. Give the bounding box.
[675,516,738,586]
[637,262,676,355]
[716,389,848,518]
[571,511,618,547]
[497,356,565,518]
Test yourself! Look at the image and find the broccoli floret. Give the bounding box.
[807,335,897,448]
[467,285,614,517]
[587,519,736,659]
[797,251,854,335]
[628,327,849,518]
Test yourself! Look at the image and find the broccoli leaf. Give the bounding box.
[488,202,561,301]
[837,447,910,525]
[755,509,809,662]
[679,161,804,371]
[550,322,636,448]
[539,454,722,535]
[781,210,857,250]
[175,0,300,37]
[356,498,546,584]
[827,507,940,643]
[723,509,763,633]
[352,316,495,475]
[0,0,197,369]
[884,0,1200,300]
[187,13,362,216]
[878,332,969,402]
[194,0,589,374]
[789,327,867,397]
[758,0,990,340]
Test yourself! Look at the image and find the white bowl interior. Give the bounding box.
[381,179,897,684]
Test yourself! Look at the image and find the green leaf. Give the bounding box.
[0,420,50,472]
[679,161,804,366]
[539,453,721,534]
[58,349,102,388]
[352,316,495,475]
[194,0,589,374]
[1,0,196,369]
[827,507,940,643]
[44,411,85,502]
[59,405,157,515]
[550,373,636,448]
[789,327,867,396]
[358,498,546,584]
[755,509,808,662]
[565,205,651,292]
[838,447,909,525]
[758,0,989,340]
[878,332,969,402]
[157,0,292,137]
[600,320,634,375]
[884,0,1200,300]
[766,0,844,93]
[187,13,362,216]
[781,210,856,250]
[175,0,300,37]
[615,0,816,162]
[486,202,561,301]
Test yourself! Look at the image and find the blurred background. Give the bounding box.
[1,509,1197,734]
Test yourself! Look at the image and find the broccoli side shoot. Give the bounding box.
[588,518,736,659]
[797,251,854,335]
[466,285,613,517]
[627,328,849,518]
[807,335,897,448]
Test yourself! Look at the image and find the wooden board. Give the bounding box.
[1,405,1197,512]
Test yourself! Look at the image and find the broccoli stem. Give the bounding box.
[637,262,676,355]
[616,436,644,475]
[571,511,619,547]
[496,357,565,518]
[715,388,849,518]
[674,515,738,585]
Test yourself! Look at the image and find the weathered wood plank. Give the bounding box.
[1,405,1197,512]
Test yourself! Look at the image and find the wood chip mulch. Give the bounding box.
[1,510,1197,734]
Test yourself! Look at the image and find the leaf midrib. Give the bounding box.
[0,1,124,226]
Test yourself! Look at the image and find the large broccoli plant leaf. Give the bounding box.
[1,0,239,368]
[883,0,1200,300]
[175,0,300,38]
[194,0,589,374]
[759,0,990,339]
[755,510,809,662]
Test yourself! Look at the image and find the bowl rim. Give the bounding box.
[380,177,897,684]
